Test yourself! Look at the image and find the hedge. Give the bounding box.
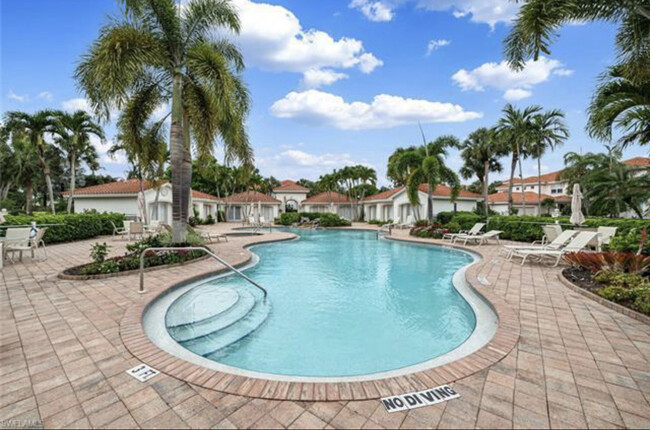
[486,216,650,253]
[2,212,125,244]
[277,212,351,227]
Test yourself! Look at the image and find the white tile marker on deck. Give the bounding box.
[381,385,460,413]
[126,364,159,382]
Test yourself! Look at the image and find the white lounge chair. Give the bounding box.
[454,230,503,246]
[397,215,415,229]
[189,226,228,244]
[503,229,578,259]
[539,224,562,245]
[510,231,600,266]
[443,222,485,241]
[597,226,617,249]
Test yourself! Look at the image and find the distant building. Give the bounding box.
[271,180,310,212]
[222,191,281,222]
[301,192,356,220]
[64,179,219,223]
[362,185,483,222]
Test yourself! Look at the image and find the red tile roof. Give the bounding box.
[222,191,280,204]
[497,171,562,187]
[487,191,553,204]
[64,179,219,201]
[272,180,309,193]
[303,192,352,204]
[623,156,650,167]
[363,184,481,201]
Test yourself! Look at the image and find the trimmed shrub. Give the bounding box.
[277,212,350,227]
[450,213,483,231]
[2,211,125,244]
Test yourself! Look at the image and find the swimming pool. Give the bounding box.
[146,229,496,380]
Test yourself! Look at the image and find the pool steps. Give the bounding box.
[166,283,270,355]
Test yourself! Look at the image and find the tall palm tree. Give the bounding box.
[458,127,505,216]
[587,163,650,218]
[51,110,104,213]
[496,104,541,214]
[528,109,569,214]
[587,66,650,148]
[76,0,252,242]
[504,1,650,85]
[388,136,460,221]
[3,110,59,213]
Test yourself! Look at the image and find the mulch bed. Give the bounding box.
[562,266,603,293]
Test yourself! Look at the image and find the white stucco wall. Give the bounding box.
[75,197,139,217]
[364,190,480,222]
[225,203,279,222]
[272,191,309,211]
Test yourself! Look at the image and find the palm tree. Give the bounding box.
[3,110,59,213]
[587,66,650,148]
[504,1,650,85]
[387,136,460,221]
[51,110,104,213]
[528,110,569,214]
[587,163,650,218]
[496,104,541,214]
[458,127,505,216]
[76,0,252,242]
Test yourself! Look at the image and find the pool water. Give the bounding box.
[165,229,477,378]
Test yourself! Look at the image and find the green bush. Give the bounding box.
[633,289,650,314]
[368,219,392,226]
[2,211,125,244]
[90,242,110,263]
[597,286,637,302]
[436,211,475,225]
[447,221,461,233]
[450,213,483,231]
[277,212,350,227]
[609,229,650,255]
[487,215,650,250]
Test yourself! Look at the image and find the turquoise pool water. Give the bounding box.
[165,229,477,377]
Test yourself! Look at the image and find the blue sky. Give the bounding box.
[2,0,647,187]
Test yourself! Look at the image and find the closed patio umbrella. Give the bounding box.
[570,183,585,226]
[257,200,262,223]
[137,190,147,224]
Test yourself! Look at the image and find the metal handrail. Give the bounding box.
[138,246,268,298]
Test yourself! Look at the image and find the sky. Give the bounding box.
[1,0,647,187]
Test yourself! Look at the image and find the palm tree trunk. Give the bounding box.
[427,187,434,221]
[537,157,542,216]
[518,144,526,215]
[182,108,193,225]
[37,136,56,214]
[170,71,185,242]
[508,153,517,214]
[25,182,33,215]
[67,155,76,213]
[483,160,489,217]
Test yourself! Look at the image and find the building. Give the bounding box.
[65,179,220,223]
[487,191,557,216]
[494,156,650,217]
[301,192,356,220]
[363,184,483,222]
[222,191,281,222]
[271,180,310,212]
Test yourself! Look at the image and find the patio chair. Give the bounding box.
[3,228,32,262]
[503,229,578,259]
[128,222,144,241]
[443,222,485,241]
[454,230,503,246]
[597,226,617,249]
[510,231,600,266]
[111,221,129,240]
[538,224,562,246]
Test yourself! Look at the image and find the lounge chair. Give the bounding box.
[454,230,503,246]
[189,226,228,244]
[510,231,600,266]
[111,221,129,240]
[397,215,415,229]
[503,229,578,259]
[597,226,617,249]
[539,224,562,246]
[443,222,485,241]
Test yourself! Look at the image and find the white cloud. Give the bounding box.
[231,0,382,79]
[270,89,482,130]
[553,68,574,77]
[61,97,92,113]
[349,0,394,22]
[301,69,348,88]
[37,91,53,101]
[350,0,519,27]
[452,57,570,100]
[89,135,127,166]
[426,39,451,55]
[258,148,371,180]
[8,91,28,102]
[503,88,532,101]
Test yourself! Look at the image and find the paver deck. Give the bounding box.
[1,223,649,429]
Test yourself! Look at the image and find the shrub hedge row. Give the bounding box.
[2,212,125,244]
[277,212,352,227]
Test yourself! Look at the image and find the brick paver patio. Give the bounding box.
[1,224,649,429]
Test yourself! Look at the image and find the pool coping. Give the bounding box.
[119,231,520,401]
